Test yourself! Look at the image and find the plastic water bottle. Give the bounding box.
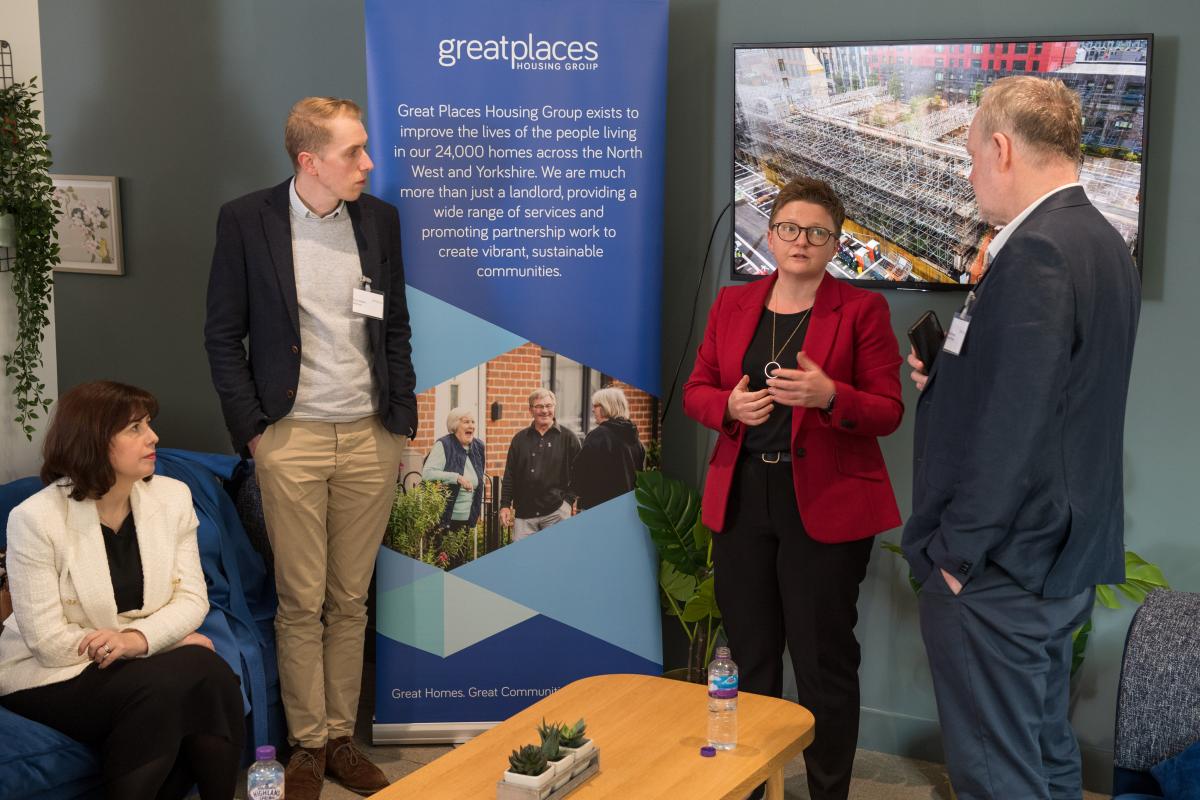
[707,646,738,750]
[247,745,286,799]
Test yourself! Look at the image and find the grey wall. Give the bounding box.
[40,0,1200,791]
[40,1,369,451]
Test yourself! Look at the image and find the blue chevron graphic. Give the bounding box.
[408,288,527,393]
[375,495,661,664]
[452,493,661,665]
[376,545,443,593]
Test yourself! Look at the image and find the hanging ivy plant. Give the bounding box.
[0,77,58,439]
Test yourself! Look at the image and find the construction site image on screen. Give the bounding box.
[732,38,1147,286]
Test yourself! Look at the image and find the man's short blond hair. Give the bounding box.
[974,77,1082,166]
[285,97,363,170]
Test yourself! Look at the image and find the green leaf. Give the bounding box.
[1114,582,1145,603]
[1095,583,1120,609]
[878,539,921,596]
[1125,579,1164,595]
[1123,550,1169,589]
[1093,550,1172,610]
[1071,618,1092,677]
[680,575,720,622]
[659,561,697,604]
[635,471,705,577]
[691,516,712,555]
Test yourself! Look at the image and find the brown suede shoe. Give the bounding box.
[285,745,326,800]
[326,735,390,795]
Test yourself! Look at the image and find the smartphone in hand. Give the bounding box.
[907,310,945,371]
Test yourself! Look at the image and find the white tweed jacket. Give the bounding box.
[0,476,208,695]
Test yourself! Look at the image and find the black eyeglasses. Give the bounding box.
[770,222,834,246]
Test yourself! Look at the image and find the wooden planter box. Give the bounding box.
[496,747,600,800]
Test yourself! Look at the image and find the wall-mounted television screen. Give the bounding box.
[732,35,1151,288]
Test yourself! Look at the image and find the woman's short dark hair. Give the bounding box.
[41,381,159,501]
[768,176,847,236]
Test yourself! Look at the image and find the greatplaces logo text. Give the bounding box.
[438,34,599,71]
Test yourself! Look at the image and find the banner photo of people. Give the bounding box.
[364,0,667,739]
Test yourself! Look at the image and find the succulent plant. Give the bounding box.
[537,718,563,760]
[559,718,588,748]
[508,743,549,776]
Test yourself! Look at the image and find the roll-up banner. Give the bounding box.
[365,0,668,741]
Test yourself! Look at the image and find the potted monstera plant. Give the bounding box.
[635,470,723,682]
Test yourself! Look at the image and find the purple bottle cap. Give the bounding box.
[700,746,716,757]
[255,745,276,761]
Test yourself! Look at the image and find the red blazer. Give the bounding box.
[683,273,903,542]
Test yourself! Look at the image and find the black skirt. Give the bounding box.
[0,644,244,781]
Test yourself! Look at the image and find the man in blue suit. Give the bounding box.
[903,76,1140,799]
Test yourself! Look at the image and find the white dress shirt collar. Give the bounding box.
[289,177,346,220]
[986,182,1083,266]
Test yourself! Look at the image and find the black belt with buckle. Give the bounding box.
[746,451,792,464]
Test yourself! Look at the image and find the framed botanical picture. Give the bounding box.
[51,175,124,275]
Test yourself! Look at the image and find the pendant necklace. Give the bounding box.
[764,306,812,379]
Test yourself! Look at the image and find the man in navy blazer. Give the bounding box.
[204,120,416,455]
[205,97,414,799]
[902,77,1140,799]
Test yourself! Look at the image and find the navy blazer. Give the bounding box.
[204,179,417,452]
[902,186,1140,598]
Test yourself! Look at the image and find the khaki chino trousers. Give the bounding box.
[255,415,405,748]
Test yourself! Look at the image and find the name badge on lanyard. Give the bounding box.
[943,290,977,356]
[352,276,384,320]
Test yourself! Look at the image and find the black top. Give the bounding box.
[570,418,646,510]
[742,308,810,454]
[100,513,144,614]
[500,423,582,517]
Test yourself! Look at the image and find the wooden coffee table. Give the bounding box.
[369,673,814,800]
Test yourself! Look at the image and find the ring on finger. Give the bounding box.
[103,644,113,655]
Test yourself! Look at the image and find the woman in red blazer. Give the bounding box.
[683,178,902,800]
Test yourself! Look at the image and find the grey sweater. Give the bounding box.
[286,180,377,422]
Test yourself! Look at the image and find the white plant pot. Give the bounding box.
[561,740,595,776]
[502,767,554,798]
[547,753,574,790]
[0,214,15,249]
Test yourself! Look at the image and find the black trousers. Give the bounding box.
[712,456,873,800]
[919,563,1094,800]
[1,645,244,797]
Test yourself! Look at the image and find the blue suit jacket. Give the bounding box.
[902,186,1140,598]
[204,179,417,452]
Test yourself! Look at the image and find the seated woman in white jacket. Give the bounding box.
[0,381,243,800]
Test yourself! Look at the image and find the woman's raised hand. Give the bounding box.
[726,375,774,426]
